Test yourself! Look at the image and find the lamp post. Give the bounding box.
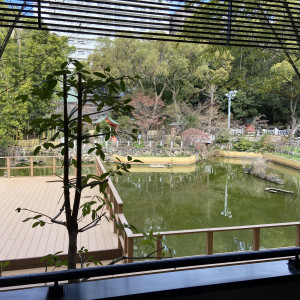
[225,90,237,130]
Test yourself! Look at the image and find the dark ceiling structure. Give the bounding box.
[0,0,299,50]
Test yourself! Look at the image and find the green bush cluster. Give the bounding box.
[233,136,276,152]
[132,141,144,148]
[215,129,231,144]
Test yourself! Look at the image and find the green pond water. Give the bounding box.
[114,158,300,257]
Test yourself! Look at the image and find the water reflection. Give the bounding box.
[115,158,300,256]
[221,178,232,218]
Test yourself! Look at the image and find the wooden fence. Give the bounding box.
[0,156,93,177]
[95,157,300,263]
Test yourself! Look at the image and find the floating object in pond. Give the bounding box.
[149,164,167,168]
[243,168,284,185]
[264,187,294,194]
[33,160,45,165]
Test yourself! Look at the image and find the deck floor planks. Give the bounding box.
[0,177,119,264]
[0,179,36,257]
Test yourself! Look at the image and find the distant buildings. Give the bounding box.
[41,0,170,63]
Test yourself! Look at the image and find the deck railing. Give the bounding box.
[95,157,300,263]
[0,156,93,177]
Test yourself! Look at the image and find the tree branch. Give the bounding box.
[108,247,171,265]
[20,208,66,226]
[69,107,114,124]
[78,212,106,232]
[82,179,108,189]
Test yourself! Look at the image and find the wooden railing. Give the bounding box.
[0,156,93,177]
[95,157,300,263]
[96,157,128,257]
[128,222,300,261]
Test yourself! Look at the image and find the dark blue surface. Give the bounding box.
[1,260,300,299]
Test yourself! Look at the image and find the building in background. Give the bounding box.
[41,0,170,63]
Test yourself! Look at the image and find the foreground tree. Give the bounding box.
[17,60,138,269]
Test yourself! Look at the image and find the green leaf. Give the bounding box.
[72,159,77,168]
[127,156,132,161]
[83,115,93,124]
[88,148,95,154]
[32,221,40,228]
[120,79,126,92]
[133,159,143,163]
[34,146,41,156]
[33,214,43,219]
[47,79,58,90]
[94,72,106,78]
[23,217,32,222]
[60,61,68,69]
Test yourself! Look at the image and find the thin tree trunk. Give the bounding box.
[207,85,215,134]
[67,228,78,269]
[67,73,83,269]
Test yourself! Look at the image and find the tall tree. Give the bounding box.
[131,93,165,142]
[0,28,72,151]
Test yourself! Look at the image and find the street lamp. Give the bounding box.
[225,90,237,130]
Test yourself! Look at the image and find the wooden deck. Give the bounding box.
[0,177,121,270]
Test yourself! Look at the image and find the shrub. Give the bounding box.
[233,137,255,151]
[132,141,144,148]
[215,129,231,144]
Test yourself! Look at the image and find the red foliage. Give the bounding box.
[131,93,165,132]
[181,128,211,150]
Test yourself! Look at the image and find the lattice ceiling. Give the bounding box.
[1,0,299,50]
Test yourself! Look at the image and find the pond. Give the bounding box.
[114,158,300,257]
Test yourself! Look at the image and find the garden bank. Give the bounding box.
[218,151,300,171]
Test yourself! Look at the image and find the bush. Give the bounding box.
[257,136,276,152]
[215,129,231,144]
[132,141,144,148]
[233,137,256,151]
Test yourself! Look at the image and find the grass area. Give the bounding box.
[272,152,300,161]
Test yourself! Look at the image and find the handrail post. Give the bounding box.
[127,236,134,263]
[296,225,300,247]
[6,157,10,178]
[109,191,113,219]
[253,228,260,251]
[30,157,34,177]
[206,231,213,255]
[52,157,56,176]
[113,198,118,233]
[156,237,163,260]
[117,218,122,249]
[124,231,128,258]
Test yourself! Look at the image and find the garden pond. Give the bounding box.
[113,157,300,257]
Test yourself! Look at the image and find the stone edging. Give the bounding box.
[111,154,198,165]
[218,151,300,170]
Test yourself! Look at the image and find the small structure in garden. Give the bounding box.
[181,128,211,150]
[243,159,285,185]
[169,121,184,137]
[93,116,119,142]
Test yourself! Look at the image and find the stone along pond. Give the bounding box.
[113,158,300,257]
